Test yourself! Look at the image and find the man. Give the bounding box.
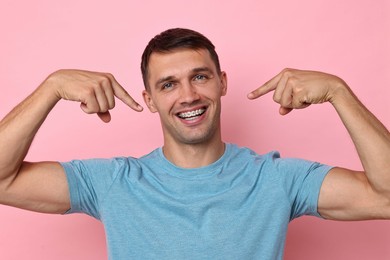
[0,28,389,259]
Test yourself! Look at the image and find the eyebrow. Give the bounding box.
[154,67,214,88]
[191,66,213,74]
[155,75,176,87]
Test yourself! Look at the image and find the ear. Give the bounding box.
[220,71,228,96]
[142,90,158,113]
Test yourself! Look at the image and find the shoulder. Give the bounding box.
[226,143,280,167]
[61,156,145,182]
[62,156,139,170]
[227,144,331,178]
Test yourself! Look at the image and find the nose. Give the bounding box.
[179,81,200,104]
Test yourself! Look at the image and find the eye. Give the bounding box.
[162,82,174,89]
[194,74,207,81]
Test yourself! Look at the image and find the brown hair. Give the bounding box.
[141,28,221,90]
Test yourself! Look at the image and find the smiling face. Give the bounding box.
[142,48,227,147]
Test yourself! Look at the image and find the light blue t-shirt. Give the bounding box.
[61,143,332,260]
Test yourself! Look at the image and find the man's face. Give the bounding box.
[142,48,227,146]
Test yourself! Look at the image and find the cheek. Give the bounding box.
[153,97,175,113]
[203,89,222,101]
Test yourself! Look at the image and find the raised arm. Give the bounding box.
[0,69,143,214]
[248,68,390,220]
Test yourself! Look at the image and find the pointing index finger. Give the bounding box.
[110,77,144,112]
[247,71,283,100]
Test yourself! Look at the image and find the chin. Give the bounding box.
[178,130,218,145]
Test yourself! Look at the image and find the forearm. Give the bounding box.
[331,83,390,194]
[0,81,60,184]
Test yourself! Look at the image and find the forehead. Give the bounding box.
[147,49,217,83]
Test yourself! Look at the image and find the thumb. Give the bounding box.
[97,111,112,123]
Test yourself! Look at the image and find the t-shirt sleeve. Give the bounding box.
[60,157,129,220]
[268,152,333,220]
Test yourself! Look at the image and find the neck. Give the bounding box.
[162,138,225,168]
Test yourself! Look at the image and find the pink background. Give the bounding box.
[1,0,389,259]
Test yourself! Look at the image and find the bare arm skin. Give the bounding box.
[248,69,390,220]
[0,70,143,214]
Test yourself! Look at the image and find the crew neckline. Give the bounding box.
[156,143,232,180]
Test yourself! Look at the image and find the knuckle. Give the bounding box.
[100,104,108,112]
[280,98,290,107]
[82,87,95,97]
[287,77,298,88]
[83,105,96,114]
[273,92,280,103]
[98,76,111,86]
[86,101,99,112]
[105,72,114,79]
[282,68,291,74]
[94,72,111,84]
[282,68,296,78]
[291,86,299,95]
[108,102,116,110]
[103,73,116,85]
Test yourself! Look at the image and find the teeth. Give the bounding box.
[178,108,205,119]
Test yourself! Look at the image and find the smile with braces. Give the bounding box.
[178,108,206,119]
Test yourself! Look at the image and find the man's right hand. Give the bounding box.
[45,69,143,122]
[0,69,143,214]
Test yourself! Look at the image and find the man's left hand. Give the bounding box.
[247,68,346,115]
